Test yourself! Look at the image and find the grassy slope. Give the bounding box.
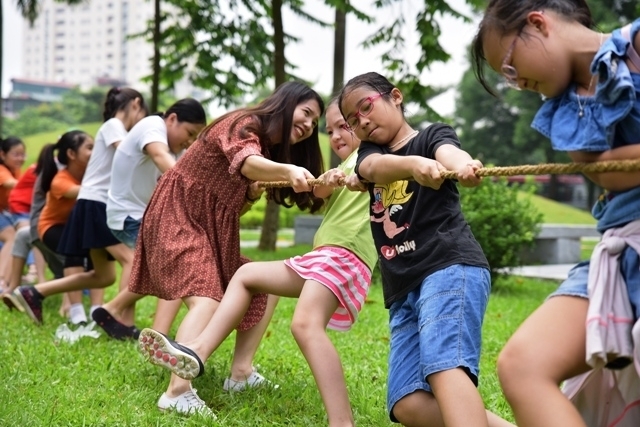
[21,123,102,167]
[521,192,596,225]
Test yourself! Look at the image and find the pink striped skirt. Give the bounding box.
[284,246,372,331]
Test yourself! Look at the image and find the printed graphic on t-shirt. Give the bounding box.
[371,180,415,260]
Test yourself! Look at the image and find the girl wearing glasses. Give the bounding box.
[338,72,514,427]
[137,98,376,424]
[472,1,640,426]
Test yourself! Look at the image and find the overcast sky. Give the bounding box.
[2,0,479,116]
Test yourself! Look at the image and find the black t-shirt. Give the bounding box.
[355,123,489,308]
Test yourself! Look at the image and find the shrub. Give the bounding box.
[459,177,543,278]
[239,197,314,229]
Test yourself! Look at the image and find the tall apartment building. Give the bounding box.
[21,0,154,90]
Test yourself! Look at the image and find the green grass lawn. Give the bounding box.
[0,245,559,426]
[21,123,102,167]
[522,193,596,225]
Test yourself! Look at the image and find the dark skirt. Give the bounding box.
[58,199,119,258]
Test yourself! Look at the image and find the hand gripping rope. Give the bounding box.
[256,159,640,189]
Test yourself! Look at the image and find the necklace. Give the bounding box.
[577,32,604,118]
[389,130,419,150]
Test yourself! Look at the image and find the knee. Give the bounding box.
[391,398,412,425]
[391,394,430,427]
[93,271,116,288]
[290,314,317,345]
[497,340,531,396]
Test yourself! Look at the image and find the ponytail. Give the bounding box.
[40,130,90,193]
[103,87,148,122]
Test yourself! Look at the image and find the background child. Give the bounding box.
[1,146,57,310]
[8,162,45,285]
[137,98,377,425]
[0,137,26,291]
[91,98,206,338]
[33,131,94,325]
[128,81,324,416]
[472,2,640,426]
[338,72,513,427]
[12,87,147,326]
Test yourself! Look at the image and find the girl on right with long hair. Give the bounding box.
[472,1,640,426]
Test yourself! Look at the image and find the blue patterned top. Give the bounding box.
[531,18,640,232]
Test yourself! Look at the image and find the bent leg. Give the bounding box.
[497,296,590,427]
[184,261,303,361]
[291,280,353,427]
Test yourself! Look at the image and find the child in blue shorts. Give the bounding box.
[339,72,514,427]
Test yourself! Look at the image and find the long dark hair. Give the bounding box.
[471,0,594,96]
[40,130,91,193]
[103,87,148,121]
[204,81,325,213]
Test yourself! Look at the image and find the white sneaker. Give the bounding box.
[223,368,278,392]
[157,386,216,418]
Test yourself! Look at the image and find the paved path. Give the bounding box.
[503,264,575,281]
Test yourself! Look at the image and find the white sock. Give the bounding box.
[69,303,87,325]
[89,305,101,317]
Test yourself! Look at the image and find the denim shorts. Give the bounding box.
[0,210,20,231]
[386,264,491,422]
[548,247,640,319]
[109,216,140,250]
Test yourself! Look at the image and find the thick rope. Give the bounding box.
[257,159,640,189]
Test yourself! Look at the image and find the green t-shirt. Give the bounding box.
[313,150,377,271]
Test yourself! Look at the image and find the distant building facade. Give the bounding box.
[21,0,154,91]
[2,78,76,117]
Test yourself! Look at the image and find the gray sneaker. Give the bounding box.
[157,386,216,418]
[223,368,279,392]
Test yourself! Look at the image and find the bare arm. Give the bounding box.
[435,144,483,187]
[358,153,446,189]
[1,178,18,189]
[569,145,640,191]
[357,154,420,184]
[240,155,314,193]
[145,142,176,173]
[61,184,80,199]
[312,168,345,199]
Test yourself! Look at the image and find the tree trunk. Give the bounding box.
[150,0,161,112]
[0,0,4,137]
[330,5,346,169]
[258,0,286,251]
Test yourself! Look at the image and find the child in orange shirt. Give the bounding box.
[0,137,26,292]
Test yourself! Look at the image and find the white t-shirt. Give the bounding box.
[78,117,127,203]
[107,115,178,230]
